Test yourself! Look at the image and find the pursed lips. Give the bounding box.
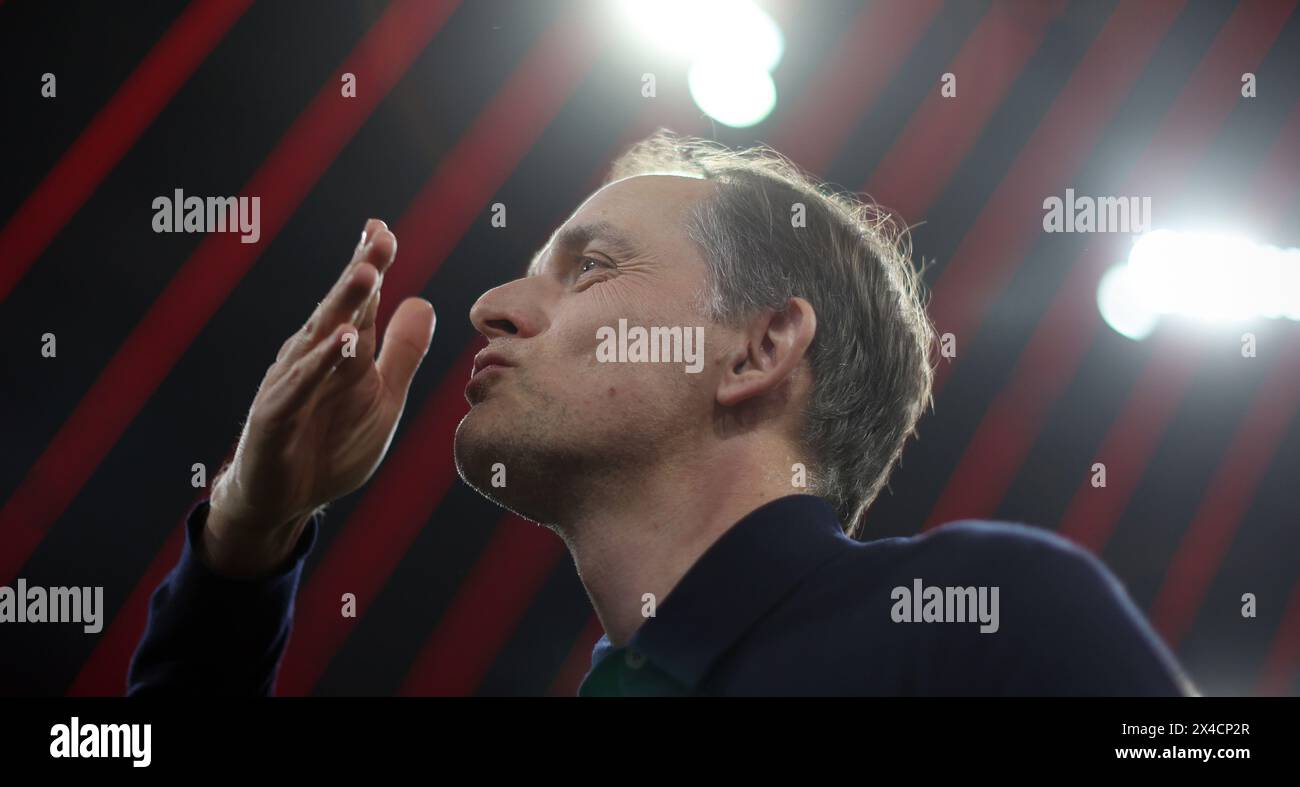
[470,348,515,378]
[466,348,516,403]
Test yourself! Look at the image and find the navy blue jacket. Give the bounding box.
[128,494,1193,696]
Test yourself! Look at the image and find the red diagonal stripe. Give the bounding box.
[925,0,1187,396]
[864,0,1065,221]
[1258,577,1300,696]
[923,1,1294,531]
[275,15,601,695]
[69,450,238,696]
[770,0,943,175]
[1150,347,1300,649]
[0,0,252,303]
[1054,336,1207,550]
[70,523,185,695]
[398,514,566,696]
[0,0,462,586]
[548,615,603,696]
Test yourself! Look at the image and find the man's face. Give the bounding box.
[454,174,727,524]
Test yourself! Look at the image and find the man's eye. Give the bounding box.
[578,256,609,275]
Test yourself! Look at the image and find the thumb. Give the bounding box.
[378,297,436,396]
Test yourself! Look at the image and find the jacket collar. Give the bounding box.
[584,494,850,692]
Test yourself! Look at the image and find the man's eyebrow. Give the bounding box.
[526,220,645,277]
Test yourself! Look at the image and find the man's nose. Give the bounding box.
[469,277,549,339]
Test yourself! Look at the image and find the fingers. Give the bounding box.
[356,281,382,332]
[311,261,378,343]
[261,322,357,425]
[349,218,395,275]
[270,263,372,371]
[332,289,381,386]
[364,219,398,276]
[378,298,436,396]
[318,220,396,333]
[279,219,397,368]
[348,226,389,346]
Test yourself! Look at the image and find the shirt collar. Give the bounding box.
[583,494,850,693]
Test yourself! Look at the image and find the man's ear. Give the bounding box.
[717,296,817,407]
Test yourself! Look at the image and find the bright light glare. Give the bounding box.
[1097,229,1300,341]
[1097,265,1161,341]
[618,0,784,127]
[617,0,784,70]
[687,59,777,128]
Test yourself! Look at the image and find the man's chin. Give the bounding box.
[452,412,555,525]
[452,413,501,494]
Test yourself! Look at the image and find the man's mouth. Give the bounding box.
[466,348,516,404]
[471,348,515,378]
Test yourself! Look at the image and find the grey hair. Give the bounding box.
[606,129,936,537]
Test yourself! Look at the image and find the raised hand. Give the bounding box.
[202,218,436,577]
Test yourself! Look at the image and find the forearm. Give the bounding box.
[126,500,320,696]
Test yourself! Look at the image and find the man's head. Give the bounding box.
[454,130,934,537]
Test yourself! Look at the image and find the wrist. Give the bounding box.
[200,499,314,579]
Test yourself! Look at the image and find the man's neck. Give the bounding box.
[557,438,799,646]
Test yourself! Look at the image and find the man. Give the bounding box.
[128,131,1193,696]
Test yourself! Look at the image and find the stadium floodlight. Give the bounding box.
[1098,229,1300,341]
